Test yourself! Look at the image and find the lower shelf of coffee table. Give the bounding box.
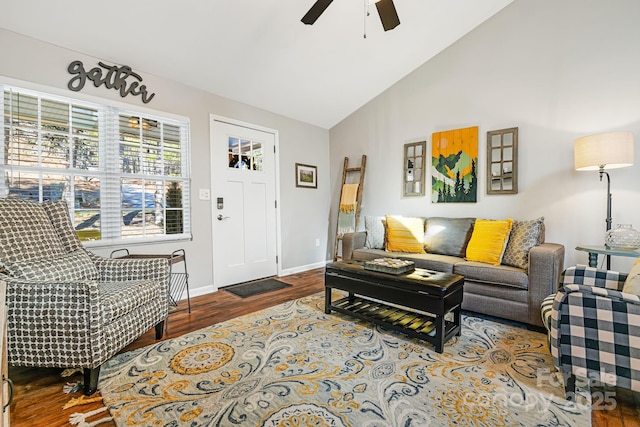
[328,295,458,348]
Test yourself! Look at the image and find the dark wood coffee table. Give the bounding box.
[325,260,464,353]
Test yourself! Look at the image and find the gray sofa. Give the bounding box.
[340,216,565,328]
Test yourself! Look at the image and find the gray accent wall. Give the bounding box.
[0,28,331,296]
[329,0,640,271]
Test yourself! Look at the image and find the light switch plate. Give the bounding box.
[199,188,211,200]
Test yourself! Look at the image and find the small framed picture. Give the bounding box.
[295,163,317,188]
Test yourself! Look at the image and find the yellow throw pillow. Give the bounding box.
[385,215,426,254]
[466,219,514,265]
[622,258,640,295]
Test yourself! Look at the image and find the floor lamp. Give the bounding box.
[574,131,634,269]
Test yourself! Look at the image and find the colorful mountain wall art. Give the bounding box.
[431,126,478,203]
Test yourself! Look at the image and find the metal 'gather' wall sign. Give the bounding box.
[67,60,156,104]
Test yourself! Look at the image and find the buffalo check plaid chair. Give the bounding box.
[0,199,169,395]
[541,265,640,399]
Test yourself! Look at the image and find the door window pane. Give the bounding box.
[228,136,263,171]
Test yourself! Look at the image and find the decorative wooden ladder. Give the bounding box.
[333,155,367,261]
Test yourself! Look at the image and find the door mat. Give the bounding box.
[223,278,292,298]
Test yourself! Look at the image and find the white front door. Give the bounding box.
[210,118,278,288]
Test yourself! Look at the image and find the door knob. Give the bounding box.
[217,214,230,221]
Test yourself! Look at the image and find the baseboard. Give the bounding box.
[279,260,328,277]
[175,261,328,299]
[182,284,216,299]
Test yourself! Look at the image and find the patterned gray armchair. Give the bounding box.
[0,199,169,395]
[541,265,640,399]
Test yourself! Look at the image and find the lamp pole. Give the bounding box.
[575,132,635,271]
[600,167,612,269]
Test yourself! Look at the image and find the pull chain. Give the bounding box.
[364,0,369,38]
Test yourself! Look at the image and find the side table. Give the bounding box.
[576,245,640,269]
[110,248,191,314]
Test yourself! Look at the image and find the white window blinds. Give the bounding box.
[1,85,191,245]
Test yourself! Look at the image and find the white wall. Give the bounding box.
[0,28,331,295]
[329,0,640,272]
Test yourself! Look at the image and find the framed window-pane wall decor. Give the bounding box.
[486,127,518,195]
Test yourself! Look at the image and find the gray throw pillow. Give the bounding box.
[364,216,386,249]
[502,217,545,270]
[423,217,475,257]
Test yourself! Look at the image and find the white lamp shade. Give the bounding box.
[574,131,634,171]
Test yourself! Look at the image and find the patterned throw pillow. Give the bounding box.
[502,217,545,270]
[6,250,99,282]
[385,215,426,254]
[466,219,513,265]
[622,258,640,295]
[364,216,386,249]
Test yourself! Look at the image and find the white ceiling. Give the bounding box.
[1,0,512,129]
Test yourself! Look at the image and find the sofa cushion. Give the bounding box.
[622,258,640,295]
[385,216,425,254]
[99,279,163,324]
[5,249,99,282]
[466,218,513,265]
[454,260,528,290]
[364,216,386,249]
[502,217,544,270]
[423,217,475,257]
[464,281,528,304]
[0,199,66,269]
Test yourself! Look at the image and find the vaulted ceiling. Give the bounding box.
[1,0,512,128]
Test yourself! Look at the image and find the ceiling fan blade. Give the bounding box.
[301,0,334,25]
[375,0,400,31]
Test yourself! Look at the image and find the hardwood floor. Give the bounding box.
[7,267,638,426]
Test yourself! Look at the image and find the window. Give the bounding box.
[1,85,191,245]
[227,136,263,171]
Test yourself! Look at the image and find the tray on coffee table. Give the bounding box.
[363,258,415,275]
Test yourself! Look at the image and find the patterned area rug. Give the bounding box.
[99,292,590,426]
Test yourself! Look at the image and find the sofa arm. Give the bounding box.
[1,273,103,366]
[2,273,101,323]
[561,265,627,290]
[560,283,640,304]
[527,242,565,326]
[341,232,367,260]
[549,284,640,387]
[89,254,169,291]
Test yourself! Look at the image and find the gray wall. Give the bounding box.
[0,28,332,296]
[329,0,640,271]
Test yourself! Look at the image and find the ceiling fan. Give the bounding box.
[301,0,400,32]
